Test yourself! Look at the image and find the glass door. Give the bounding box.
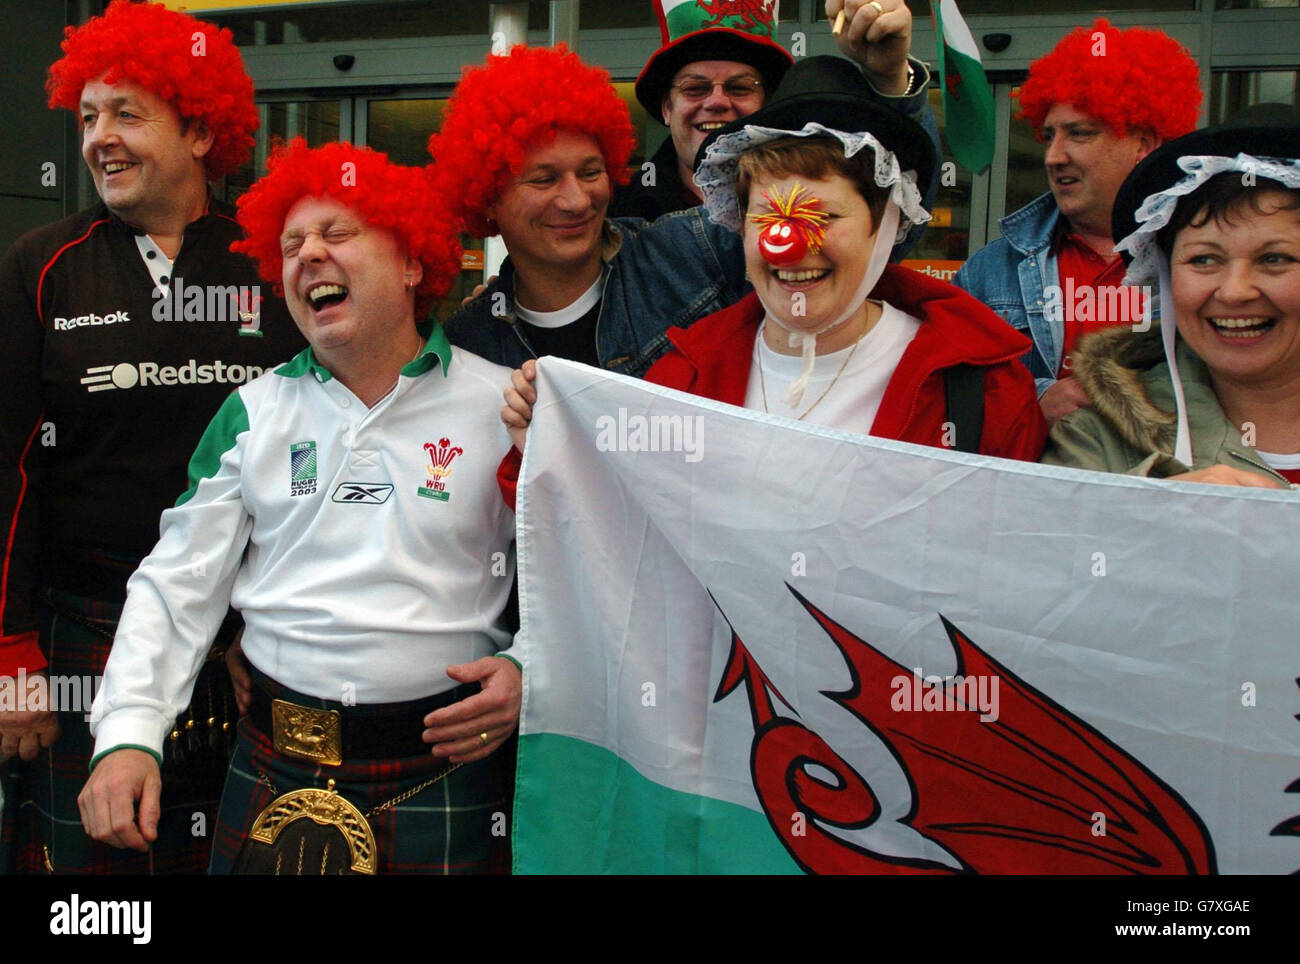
[990,79,1049,243]
[898,78,1049,274]
[898,84,977,282]
[218,96,349,202]
[357,94,479,320]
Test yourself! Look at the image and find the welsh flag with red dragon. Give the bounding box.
[511,359,1298,874]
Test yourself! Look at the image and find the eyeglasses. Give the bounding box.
[670,77,763,102]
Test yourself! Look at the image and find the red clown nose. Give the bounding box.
[749,182,829,268]
[758,221,809,266]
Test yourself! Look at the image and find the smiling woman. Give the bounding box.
[1042,103,1300,488]
[638,56,1047,461]
[1168,182,1300,382]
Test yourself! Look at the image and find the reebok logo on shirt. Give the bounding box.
[79,359,265,393]
[53,310,130,331]
[332,483,394,504]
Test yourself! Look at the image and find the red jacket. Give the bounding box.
[498,266,1047,509]
[643,265,1047,461]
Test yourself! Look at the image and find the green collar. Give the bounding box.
[401,323,453,378]
[274,348,329,381]
[276,324,453,382]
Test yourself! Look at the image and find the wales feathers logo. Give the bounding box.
[237,288,263,337]
[418,438,463,502]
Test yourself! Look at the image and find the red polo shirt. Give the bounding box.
[1056,232,1145,376]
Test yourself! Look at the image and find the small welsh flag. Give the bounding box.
[932,0,995,174]
[656,0,779,41]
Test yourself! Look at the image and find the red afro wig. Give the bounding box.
[231,139,463,320]
[46,0,258,180]
[1016,19,1201,141]
[428,44,635,238]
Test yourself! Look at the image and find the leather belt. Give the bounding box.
[247,672,477,764]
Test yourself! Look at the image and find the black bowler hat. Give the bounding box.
[694,55,937,192]
[1113,102,1300,265]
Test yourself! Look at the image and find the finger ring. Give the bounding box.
[479,731,489,745]
[868,0,884,14]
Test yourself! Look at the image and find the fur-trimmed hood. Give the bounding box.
[1046,324,1290,483]
[1070,325,1177,457]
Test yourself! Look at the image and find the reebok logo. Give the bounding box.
[332,482,394,504]
[53,310,130,332]
[80,359,265,393]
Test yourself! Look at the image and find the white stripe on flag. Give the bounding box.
[513,359,1299,874]
[939,0,982,61]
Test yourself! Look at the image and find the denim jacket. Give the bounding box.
[951,192,1062,395]
[444,210,748,377]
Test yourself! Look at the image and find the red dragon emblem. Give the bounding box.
[713,584,1218,874]
[944,67,965,101]
[695,0,776,33]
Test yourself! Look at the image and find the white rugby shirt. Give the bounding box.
[90,327,517,762]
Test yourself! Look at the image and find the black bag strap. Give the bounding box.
[943,364,985,454]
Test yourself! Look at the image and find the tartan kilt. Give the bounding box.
[211,715,512,875]
[4,591,233,875]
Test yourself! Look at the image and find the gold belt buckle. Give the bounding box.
[271,699,343,766]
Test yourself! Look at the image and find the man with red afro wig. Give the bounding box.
[80,141,522,875]
[430,43,637,242]
[434,42,749,378]
[231,139,462,323]
[45,0,259,183]
[954,19,1201,426]
[1,0,302,875]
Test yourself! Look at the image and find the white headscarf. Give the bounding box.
[1114,153,1300,466]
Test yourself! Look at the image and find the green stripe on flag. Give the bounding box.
[513,732,801,874]
[934,0,996,174]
